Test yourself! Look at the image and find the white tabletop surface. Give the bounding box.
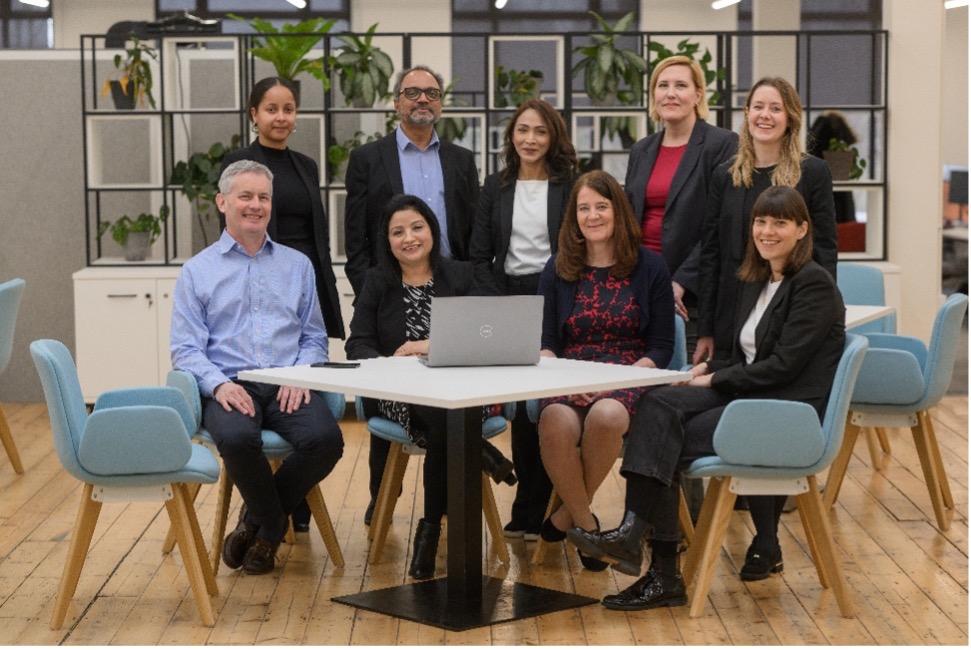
[239,357,692,409]
[846,304,895,329]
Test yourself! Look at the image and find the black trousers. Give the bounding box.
[203,381,344,544]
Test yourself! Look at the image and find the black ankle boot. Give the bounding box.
[408,518,441,580]
[601,552,687,611]
[481,440,517,486]
[567,510,649,576]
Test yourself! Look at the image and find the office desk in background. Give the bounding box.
[240,357,691,631]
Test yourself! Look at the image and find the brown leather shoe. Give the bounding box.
[222,505,258,570]
[242,537,280,575]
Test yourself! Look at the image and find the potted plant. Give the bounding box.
[824,138,867,181]
[329,23,394,107]
[97,207,170,261]
[571,11,648,107]
[493,66,543,109]
[170,135,242,247]
[228,14,336,90]
[100,34,158,110]
[327,129,384,182]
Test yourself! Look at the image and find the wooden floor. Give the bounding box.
[0,398,966,645]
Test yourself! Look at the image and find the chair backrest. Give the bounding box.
[0,278,26,374]
[917,292,969,411]
[814,333,869,474]
[837,262,895,334]
[671,314,687,372]
[29,339,91,482]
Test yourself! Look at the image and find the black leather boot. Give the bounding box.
[408,518,442,580]
[481,440,517,486]
[567,510,649,576]
[601,552,687,611]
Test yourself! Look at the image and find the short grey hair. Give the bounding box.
[392,65,445,98]
[218,159,274,195]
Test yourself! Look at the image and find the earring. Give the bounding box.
[291,124,297,133]
[251,123,259,133]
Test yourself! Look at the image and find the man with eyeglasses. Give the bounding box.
[343,64,480,524]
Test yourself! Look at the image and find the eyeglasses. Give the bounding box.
[398,87,442,101]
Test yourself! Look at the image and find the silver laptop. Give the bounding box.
[421,295,543,367]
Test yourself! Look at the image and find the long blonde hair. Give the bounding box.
[730,77,805,188]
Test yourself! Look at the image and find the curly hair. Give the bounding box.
[730,77,805,189]
[555,171,640,282]
[374,194,442,283]
[499,99,577,185]
[737,186,814,282]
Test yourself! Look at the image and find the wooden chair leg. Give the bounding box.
[864,425,893,470]
[875,426,892,454]
[0,403,24,474]
[921,411,954,509]
[482,475,510,564]
[175,483,218,596]
[368,443,409,564]
[165,483,216,627]
[688,478,736,618]
[162,482,201,554]
[795,475,855,618]
[530,491,562,565]
[795,486,829,589]
[683,477,723,588]
[51,484,102,629]
[822,415,860,510]
[678,487,694,547]
[210,469,234,576]
[306,484,344,567]
[911,413,952,530]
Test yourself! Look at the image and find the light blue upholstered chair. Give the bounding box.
[681,334,869,619]
[823,293,968,530]
[0,278,26,474]
[358,397,513,564]
[165,370,345,575]
[30,339,220,629]
[837,262,897,335]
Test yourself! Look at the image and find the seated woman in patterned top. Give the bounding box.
[536,170,675,570]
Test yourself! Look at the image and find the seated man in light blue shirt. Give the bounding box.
[171,159,343,575]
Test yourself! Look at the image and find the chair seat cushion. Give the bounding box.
[366,417,412,444]
[711,400,826,469]
[88,444,221,487]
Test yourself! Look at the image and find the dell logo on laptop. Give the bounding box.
[479,324,494,338]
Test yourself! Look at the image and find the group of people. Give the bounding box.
[170,57,845,612]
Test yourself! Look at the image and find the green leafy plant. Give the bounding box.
[329,23,394,107]
[100,34,158,109]
[493,66,543,109]
[571,11,648,106]
[97,207,170,247]
[170,135,242,246]
[229,14,336,87]
[647,38,727,106]
[826,138,867,180]
[327,130,384,181]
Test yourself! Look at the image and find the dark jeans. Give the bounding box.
[203,381,344,544]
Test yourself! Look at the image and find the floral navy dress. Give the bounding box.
[541,266,650,415]
[378,279,499,446]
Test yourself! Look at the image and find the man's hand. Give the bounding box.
[672,281,689,321]
[277,385,311,414]
[214,381,255,416]
[693,336,714,365]
[394,340,429,357]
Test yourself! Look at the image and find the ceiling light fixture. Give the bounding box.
[286,0,308,8]
[19,0,51,7]
[711,0,741,9]
[495,0,508,8]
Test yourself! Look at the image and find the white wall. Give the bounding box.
[943,5,969,167]
[52,0,154,50]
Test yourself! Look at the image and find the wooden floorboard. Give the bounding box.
[0,398,965,645]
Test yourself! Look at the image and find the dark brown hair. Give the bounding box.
[737,185,814,282]
[499,99,577,185]
[248,76,299,116]
[555,170,640,282]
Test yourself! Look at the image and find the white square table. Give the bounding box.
[239,356,691,630]
[845,304,895,330]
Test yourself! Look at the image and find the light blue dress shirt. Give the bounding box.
[395,127,451,258]
[171,230,329,397]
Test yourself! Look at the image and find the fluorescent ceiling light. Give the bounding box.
[944,0,968,8]
[495,0,508,8]
[711,0,741,9]
[19,0,51,7]
[286,0,307,8]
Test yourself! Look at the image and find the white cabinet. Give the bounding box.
[73,267,180,403]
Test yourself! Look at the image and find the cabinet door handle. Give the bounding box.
[106,294,138,298]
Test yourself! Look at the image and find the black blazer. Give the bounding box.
[220,142,345,339]
[343,132,480,296]
[698,155,838,358]
[469,172,575,295]
[709,261,845,415]
[344,259,477,360]
[625,120,737,298]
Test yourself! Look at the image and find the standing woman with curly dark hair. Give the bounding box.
[469,98,579,540]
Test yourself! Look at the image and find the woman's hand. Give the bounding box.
[672,281,689,321]
[687,373,713,388]
[693,336,714,365]
[540,349,557,358]
[633,357,657,368]
[689,361,709,379]
[394,340,429,357]
[568,392,600,407]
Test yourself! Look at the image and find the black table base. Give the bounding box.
[333,576,598,631]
